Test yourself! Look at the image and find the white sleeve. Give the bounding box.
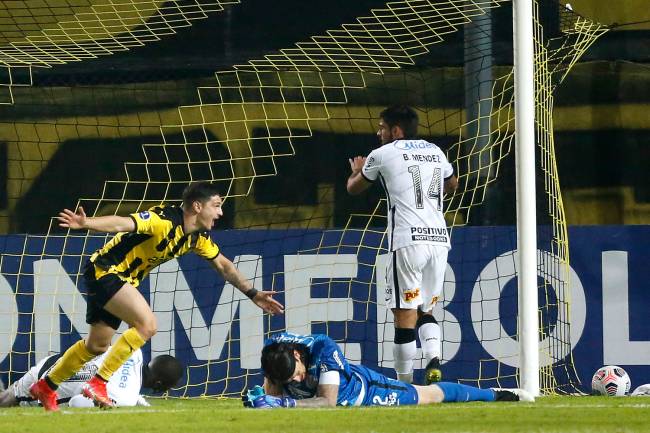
[319,370,341,386]
[361,148,382,182]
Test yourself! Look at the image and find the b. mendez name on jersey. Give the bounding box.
[410,226,448,242]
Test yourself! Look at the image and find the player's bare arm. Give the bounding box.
[57,206,135,232]
[347,156,372,195]
[210,254,284,315]
[444,175,459,195]
[293,384,339,408]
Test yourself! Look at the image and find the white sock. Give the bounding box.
[393,341,417,383]
[418,322,441,364]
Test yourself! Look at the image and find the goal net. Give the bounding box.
[0,0,607,396]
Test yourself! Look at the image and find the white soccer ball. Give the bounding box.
[591,365,631,396]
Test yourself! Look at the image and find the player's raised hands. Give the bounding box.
[57,206,87,230]
[349,156,366,173]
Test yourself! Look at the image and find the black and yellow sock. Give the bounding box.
[96,327,146,381]
[46,340,96,388]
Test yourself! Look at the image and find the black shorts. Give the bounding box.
[83,261,126,330]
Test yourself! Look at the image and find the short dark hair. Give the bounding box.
[147,355,184,392]
[261,342,309,384]
[379,105,419,138]
[181,181,221,209]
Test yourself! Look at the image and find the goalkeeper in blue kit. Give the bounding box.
[243,333,534,408]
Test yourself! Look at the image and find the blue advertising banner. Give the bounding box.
[1,226,648,395]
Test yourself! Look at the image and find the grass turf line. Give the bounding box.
[2,396,649,433]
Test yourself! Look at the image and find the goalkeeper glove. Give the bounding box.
[242,386,296,409]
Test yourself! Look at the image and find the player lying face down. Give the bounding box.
[243,333,534,408]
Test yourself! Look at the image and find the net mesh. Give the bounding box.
[0,0,608,396]
[0,0,240,104]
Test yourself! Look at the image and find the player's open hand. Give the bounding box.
[348,156,366,173]
[57,206,87,230]
[253,291,284,315]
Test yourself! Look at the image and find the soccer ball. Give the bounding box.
[591,365,631,396]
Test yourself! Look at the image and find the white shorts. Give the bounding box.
[384,244,448,311]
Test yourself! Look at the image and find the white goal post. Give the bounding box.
[513,0,540,396]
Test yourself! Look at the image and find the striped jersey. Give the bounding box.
[361,139,454,251]
[89,205,220,287]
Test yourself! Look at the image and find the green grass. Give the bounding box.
[2,396,650,433]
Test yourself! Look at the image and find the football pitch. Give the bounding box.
[2,396,649,433]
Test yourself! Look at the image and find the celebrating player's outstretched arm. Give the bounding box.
[57,206,135,233]
[210,253,283,315]
[30,182,284,412]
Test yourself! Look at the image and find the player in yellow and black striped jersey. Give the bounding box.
[29,182,284,412]
[90,204,221,289]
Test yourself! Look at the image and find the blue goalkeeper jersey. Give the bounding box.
[264,333,418,406]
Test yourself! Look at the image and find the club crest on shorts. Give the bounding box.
[403,288,420,302]
[138,211,151,220]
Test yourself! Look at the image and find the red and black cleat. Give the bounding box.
[82,376,114,409]
[29,378,60,412]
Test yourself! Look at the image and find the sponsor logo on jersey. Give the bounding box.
[119,358,134,389]
[412,235,448,242]
[365,157,375,168]
[332,350,345,369]
[138,211,151,220]
[403,288,420,302]
[274,333,315,347]
[394,141,434,151]
[410,227,448,243]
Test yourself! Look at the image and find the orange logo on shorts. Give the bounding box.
[403,288,420,302]
[430,296,440,306]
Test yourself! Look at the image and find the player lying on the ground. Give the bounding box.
[0,349,181,408]
[242,333,534,408]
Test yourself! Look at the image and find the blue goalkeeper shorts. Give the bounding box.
[351,365,418,406]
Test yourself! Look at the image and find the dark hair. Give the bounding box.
[181,181,221,209]
[379,105,419,138]
[261,342,309,384]
[146,355,184,392]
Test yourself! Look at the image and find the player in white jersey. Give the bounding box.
[347,105,458,385]
[0,349,182,408]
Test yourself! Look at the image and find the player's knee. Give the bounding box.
[136,318,157,340]
[394,327,416,344]
[86,340,110,355]
[416,314,437,328]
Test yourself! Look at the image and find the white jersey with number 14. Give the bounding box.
[362,139,454,251]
